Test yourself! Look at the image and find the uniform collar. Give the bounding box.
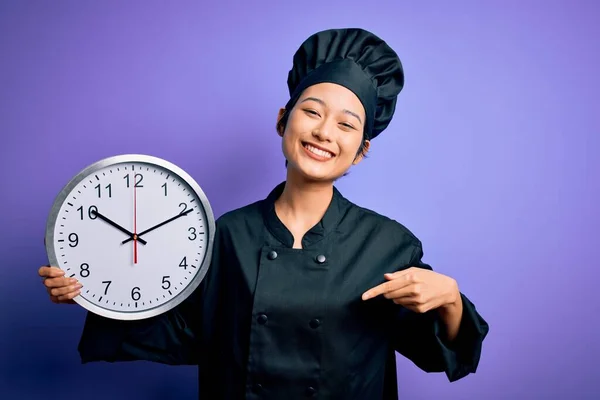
[261,181,348,248]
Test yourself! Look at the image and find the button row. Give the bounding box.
[256,314,320,329]
[266,250,327,264]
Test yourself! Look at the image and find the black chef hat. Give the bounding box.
[285,28,404,140]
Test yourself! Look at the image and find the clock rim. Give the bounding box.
[44,153,216,321]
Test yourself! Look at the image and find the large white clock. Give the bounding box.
[44,154,215,321]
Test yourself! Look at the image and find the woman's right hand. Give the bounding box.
[38,266,83,304]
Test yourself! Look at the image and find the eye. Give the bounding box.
[339,122,356,130]
[303,109,320,117]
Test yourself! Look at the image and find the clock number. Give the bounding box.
[131,286,141,301]
[162,183,167,196]
[68,233,79,247]
[102,280,111,295]
[135,173,144,187]
[179,202,188,215]
[124,173,144,188]
[89,206,98,219]
[78,205,98,220]
[95,183,112,198]
[80,263,90,277]
[179,256,188,270]
[162,276,171,289]
[188,227,197,240]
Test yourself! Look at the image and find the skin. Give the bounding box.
[274,82,370,249]
[37,81,463,342]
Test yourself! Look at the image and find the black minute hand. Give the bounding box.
[91,210,148,245]
[121,208,193,244]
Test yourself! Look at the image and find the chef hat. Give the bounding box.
[284,28,405,140]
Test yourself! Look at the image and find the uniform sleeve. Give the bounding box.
[77,220,224,366]
[390,241,490,382]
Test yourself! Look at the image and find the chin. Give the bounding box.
[290,160,345,183]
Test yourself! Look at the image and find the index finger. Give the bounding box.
[362,270,415,300]
[362,280,396,301]
[38,266,65,278]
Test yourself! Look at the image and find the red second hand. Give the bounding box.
[133,174,138,264]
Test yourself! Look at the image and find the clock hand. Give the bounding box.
[90,210,148,245]
[133,177,138,264]
[121,208,193,244]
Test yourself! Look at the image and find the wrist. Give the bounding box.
[441,279,461,310]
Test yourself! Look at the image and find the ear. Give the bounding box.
[352,140,370,165]
[276,107,286,137]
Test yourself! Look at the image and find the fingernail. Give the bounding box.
[69,278,77,284]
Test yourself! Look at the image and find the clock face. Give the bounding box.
[45,154,215,320]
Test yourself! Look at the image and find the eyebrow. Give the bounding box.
[300,96,363,125]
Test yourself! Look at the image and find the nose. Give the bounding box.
[312,120,333,142]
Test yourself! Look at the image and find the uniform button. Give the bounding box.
[315,254,326,264]
[257,314,268,325]
[267,250,278,260]
[309,319,321,329]
[306,386,317,396]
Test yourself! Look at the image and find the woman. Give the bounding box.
[38,28,489,399]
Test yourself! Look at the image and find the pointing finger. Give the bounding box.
[362,281,389,300]
[362,270,416,300]
[362,278,409,300]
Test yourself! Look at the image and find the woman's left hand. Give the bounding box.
[362,267,460,313]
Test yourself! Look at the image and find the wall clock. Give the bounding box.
[45,154,215,320]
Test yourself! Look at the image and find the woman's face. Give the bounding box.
[279,82,370,182]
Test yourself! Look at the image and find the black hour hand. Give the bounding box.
[122,208,192,244]
[91,210,148,245]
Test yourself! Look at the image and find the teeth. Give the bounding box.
[305,144,333,158]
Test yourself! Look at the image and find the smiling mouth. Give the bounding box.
[302,142,335,159]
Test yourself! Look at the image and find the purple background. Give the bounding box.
[1,0,598,399]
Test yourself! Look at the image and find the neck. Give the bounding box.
[275,168,334,233]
